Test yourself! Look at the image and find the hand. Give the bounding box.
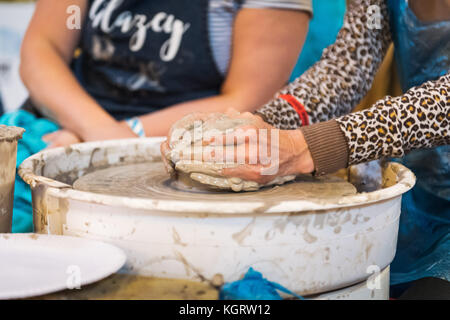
[42,129,82,149]
[200,112,315,184]
[167,109,241,144]
[161,109,241,174]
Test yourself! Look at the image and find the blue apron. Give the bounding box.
[388,0,450,285]
[73,0,223,120]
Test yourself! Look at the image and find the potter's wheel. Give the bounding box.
[19,138,416,296]
[73,162,357,202]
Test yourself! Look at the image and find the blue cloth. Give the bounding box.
[0,110,59,233]
[220,268,305,300]
[387,0,450,285]
[290,0,346,80]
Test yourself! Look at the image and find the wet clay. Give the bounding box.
[0,182,15,233]
[73,162,357,202]
[0,125,24,143]
[175,160,297,192]
[165,113,297,191]
[0,125,24,232]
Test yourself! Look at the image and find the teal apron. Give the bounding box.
[388,0,450,285]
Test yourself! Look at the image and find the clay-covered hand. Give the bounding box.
[160,110,240,174]
[42,129,82,149]
[201,112,315,184]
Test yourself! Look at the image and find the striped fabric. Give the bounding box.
[208,0,313,75]
[125,117,146,137]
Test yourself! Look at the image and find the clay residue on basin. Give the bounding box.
[0,125,24,233]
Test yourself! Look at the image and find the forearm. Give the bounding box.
[300,73,450,175]
[256,0,392,129]
[20,40,118,140]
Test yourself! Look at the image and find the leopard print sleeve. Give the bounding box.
[335,73,450,165]
[255,0,392,129]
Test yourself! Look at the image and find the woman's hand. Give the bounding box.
[162,110,315,183]
[43,129,82,149]
[201,112,315,184]
[160,111,221,173]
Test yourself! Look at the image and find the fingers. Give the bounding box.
[45,142,61,150]
[42,130,82,150]
[239,112,256,120]
[176,125,279,167]
[225,108,240,117]
[44,139,64,150]
[42,130,60,142]
[222,165,274,185]
[200,126,276,164]
[199,140,262,166]
[207,126,259,146]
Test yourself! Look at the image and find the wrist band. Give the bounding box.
[125,117,146,138]
[279,94,310,126]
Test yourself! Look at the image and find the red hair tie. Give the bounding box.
[279,94,310,126]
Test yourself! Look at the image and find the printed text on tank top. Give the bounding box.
[89,0,191,61]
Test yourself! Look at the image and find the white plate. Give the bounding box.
[0,233,126,299]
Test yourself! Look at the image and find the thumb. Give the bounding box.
[42,131,59,142]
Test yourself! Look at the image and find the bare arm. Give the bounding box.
[20,0,135,141]
[138,8,310,137]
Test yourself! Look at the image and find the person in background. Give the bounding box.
[1,0,312,232]
[164,0,450,290]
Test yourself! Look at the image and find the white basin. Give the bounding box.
[19,137,416,296]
